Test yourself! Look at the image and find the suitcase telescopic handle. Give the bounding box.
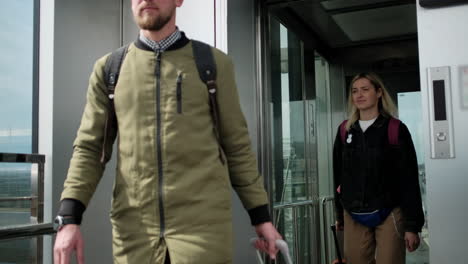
[250,238,293,264]
[330,225,344,264]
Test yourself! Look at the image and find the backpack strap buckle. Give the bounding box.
[207,80,217,94]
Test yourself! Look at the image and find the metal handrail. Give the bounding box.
[0,196,38,202]
[273,199,317,210]
[272,196,336,264]
[0,223,55,241]
[0,153,45,164]
[273,199,318,264]
[321,196,335,264]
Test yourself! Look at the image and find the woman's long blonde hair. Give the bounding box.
[345,72,397,131]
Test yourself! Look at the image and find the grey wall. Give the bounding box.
[53,0,120,262]
[416,2,468,263]
[123,0,137,44]
[227,0,261,263]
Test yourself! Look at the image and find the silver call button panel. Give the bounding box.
[427,66,455,159]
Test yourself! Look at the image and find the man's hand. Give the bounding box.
[54,224,84,264]
[404,232,420,252]
[254,222,282,260]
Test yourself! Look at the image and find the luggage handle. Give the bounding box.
[330,224,345,264]
[250,238,293,264]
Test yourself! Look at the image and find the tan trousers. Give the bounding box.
[343,208,406,264]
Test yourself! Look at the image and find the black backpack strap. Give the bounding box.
[192,40,217,83]
[100,44,129,163]
[104,44,129,102]
[191,40,225,164]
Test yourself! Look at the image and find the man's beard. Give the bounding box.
[135,11,173,31]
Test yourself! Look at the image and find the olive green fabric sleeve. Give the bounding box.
[215,52,269,210]
[60,55,117,207]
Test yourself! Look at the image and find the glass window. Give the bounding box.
[267,17,318,264]
[0,0,37,154]
[0,0,38,221]
[0,1,41,263]
[266,15,334,264]
[0,0,39,222]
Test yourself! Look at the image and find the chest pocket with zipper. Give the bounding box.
[170,69,209,116]
[176,72,183,114]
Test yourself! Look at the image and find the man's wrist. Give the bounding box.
[53,215,80,231]
[248,205,271,226]
[57,198,85,225]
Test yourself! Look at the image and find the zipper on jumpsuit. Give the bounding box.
[155,51,165,238]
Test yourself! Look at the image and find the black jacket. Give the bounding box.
[333,114,425,233]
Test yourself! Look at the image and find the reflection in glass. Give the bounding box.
[270,22,309,206]
[398,92,430,264]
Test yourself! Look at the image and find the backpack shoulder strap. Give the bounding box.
[191,40,225,164]
[104,44,130,98]
[339,120,348,144]
[387,117,401,145]
[191,40,217,84]
[100,44,129,163]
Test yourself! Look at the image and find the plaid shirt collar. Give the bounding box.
[139,28,182,52]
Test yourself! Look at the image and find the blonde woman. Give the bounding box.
[333,72,424,264]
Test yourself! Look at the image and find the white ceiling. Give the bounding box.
[331,4,417,42]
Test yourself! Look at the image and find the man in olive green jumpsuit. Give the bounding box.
[53,0,282,263]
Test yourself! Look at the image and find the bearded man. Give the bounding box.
[53,1,282,263]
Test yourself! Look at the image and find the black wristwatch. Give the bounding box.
[53,215,79,231]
